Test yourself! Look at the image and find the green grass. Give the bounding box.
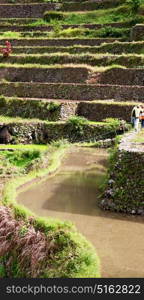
[50,26,129,39]
[0,26,130,39]
[0,144,48,150]
[1,149,41,168]
[0,3,143,28]
[2,52,144,68]
[0,62,95,70]
[0,115,47,123]
[0,96,61,121]
[43,5,144,25]
[2,143,68,208]
[0,114,109,126]
[0,62,126,72]
[9,41,144,55]
[0,141,100,278]
[0,144,48,176]
[0,1,143,28]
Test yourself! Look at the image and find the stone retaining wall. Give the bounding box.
[0,22,130,32]
[61,0,125,11]
[131,25,144,41]
[3,54,143,68]
[101,132,144,215]
[0,121,123,144]
[0,38,121,47]
[0,97,138,122]
[0,4,55,18]
[11,42,144,55]
[0,97,140,122]
[92,68,144,86]
[0,67,89,83]
[0,82,143,101]
[77,101,135,122]
[0,97,61,121]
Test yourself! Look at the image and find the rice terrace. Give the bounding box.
[0,0,144,279]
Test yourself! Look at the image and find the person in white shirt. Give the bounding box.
[131,105,141,132]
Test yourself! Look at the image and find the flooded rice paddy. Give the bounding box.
[18,147,144,278]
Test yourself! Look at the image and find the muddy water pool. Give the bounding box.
[18,147,144,277]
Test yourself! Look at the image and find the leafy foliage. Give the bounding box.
[127,0,142,13]
[43,11,64,22]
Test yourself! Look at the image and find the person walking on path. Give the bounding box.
[140,105,144,130]
[131,105,141,132]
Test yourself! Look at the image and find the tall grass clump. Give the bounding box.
[0,206,100,278]
[127,0,142,13]
[43,11,65,22]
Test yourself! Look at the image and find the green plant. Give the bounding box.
[93,27,130,38]
[51,22,63,37]
[2,149,41,169]
[0,263,6,277]
[19,225,29,237]
[43,11,64,22]
[67,116,89,139]
[102,118,121,126]
[50,139,68,148]
[127,0,142,13]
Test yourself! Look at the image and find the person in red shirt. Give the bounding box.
[0,41,12,57]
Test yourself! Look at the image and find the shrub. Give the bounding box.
[85,27,130,39]
[127,0,142,13]
[43,11,64,22]
[56,27,85,38]
[4,149,41,168]
[66,116,89,139]
[67,116,89,127]
[51,22,63,37]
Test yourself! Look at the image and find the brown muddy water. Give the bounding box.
[18,147,144,278]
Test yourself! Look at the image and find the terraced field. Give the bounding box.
[0,0,144,279]
[0,0,143,127]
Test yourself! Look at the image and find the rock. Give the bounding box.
[108,179,114,186]
[105,188,114,197]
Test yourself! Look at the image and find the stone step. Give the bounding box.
[1,53,143,68]
[60,0,126,11]
[0,96,141,122]
[0,119,119,144]
[0,29,130,39]
[0,82,143,101]
[0,18,38,24]
[0,21,130,31]
[131,24,144,41]
[0,3,55,18]
[0,65,144,85]
[0,38,122,47]
[88,68,144,86]
[76,100,140,122]
[0,66,90,83]
[9,41,144,54]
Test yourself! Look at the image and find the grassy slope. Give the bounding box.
[0,142,100,278]
[43,4,144,25]
[0,53,143,68]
